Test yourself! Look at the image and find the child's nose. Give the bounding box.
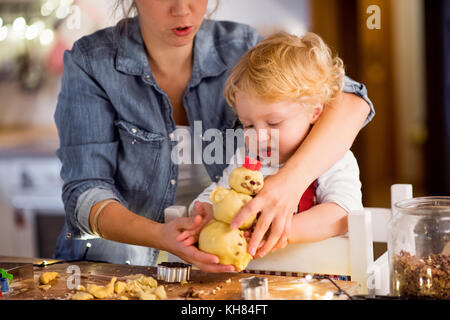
[257,128,270,145]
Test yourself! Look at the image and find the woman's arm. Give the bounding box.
[90,200,235,272]
[231,92,371,257]
[56,41,234,272]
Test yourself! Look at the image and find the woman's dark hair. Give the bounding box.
[114,0,137,19]
[114,0,220,20]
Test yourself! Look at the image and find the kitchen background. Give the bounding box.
[0,0,448,260]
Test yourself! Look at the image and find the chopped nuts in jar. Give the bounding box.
[392,250,449,299]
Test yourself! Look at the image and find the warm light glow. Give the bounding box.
[56,5,71,20]
[25,25,39,40]
[61,0,74,7]
[40,29,54,46]
[41,0,59,17]
[324,291,334,300]
[12,17,26,33]
[305,274,313,282]
[0,26,8,41]
[305,284,313,298]
[34,21,46,33]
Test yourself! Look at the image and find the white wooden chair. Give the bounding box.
[164,184,414,296]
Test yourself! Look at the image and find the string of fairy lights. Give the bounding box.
[0,0,74,47]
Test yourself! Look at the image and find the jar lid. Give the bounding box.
[394,197,450,217]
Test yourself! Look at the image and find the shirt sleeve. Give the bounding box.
[343,76,375,128]
[75,187,122,238]
[315,151,363,213]
[54,41,126,239]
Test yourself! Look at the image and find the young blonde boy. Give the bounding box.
[178,31,363,262]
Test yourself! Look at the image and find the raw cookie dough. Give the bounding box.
[87,277,116,299]
[39,272,59,285]
[117,275,166,299]
[71,292,95,300]
[210,187,255,229]
[228,166,264,196]
[198,220,252,271]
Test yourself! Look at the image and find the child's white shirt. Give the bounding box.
[189,149,363,215]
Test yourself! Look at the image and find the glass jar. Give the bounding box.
[388,197,450,299]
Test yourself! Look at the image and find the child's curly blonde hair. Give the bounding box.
[224,31,345,108]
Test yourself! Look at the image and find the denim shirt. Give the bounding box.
[53,17,375,266]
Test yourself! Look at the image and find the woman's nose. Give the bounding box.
[171,0,191,17]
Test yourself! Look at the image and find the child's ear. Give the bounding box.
[309,104,323,124]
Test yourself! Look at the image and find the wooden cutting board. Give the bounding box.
[0,257,359,300]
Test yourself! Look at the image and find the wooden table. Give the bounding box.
[0,256,359,300]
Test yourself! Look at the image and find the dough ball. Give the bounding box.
[87,277,116,299]
[229,167,264,196]
[210,187,255,229]
[71,292,94,300]
[198,220,252,271]
[39,272,59,285]
[114,281,127,295]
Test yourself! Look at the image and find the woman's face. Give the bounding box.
[135,0,209,48]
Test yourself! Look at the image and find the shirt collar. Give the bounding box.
[115,17,228,85]
[189,19,228,87]
[115,17,149,76]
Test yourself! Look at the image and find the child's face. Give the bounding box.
[235,91,322,165]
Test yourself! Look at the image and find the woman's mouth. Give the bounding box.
[172,26,193,37]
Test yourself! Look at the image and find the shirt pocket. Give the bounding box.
[115,120,165,191]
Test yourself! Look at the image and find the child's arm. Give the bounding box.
[262,151,363,255]
[287,151,362,244]
[288,203,348,243]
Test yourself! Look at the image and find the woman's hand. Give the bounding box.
[176,201,213,246]
[231,169,300,258]
[159,212,234,273]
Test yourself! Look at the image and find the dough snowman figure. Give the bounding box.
[198,157,264,271]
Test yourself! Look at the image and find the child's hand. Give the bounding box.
[161,214,235,273]
[230,170,300,257]
[243,228,288,257]
[176,201,213,246]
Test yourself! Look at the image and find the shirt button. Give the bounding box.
[66,233,72,239]
[131,128,137,134]
[145,75,151,80]
[170,179,176,185]
[169,133,175,139]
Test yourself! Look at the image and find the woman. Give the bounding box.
[54,0,374,272]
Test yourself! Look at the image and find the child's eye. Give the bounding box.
[268,122,281,127]
[243,124,254,129]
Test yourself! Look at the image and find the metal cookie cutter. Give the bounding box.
[240,276,269,300]
[157,262,192,283]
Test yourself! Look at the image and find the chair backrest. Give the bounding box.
[246,209,375,293]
